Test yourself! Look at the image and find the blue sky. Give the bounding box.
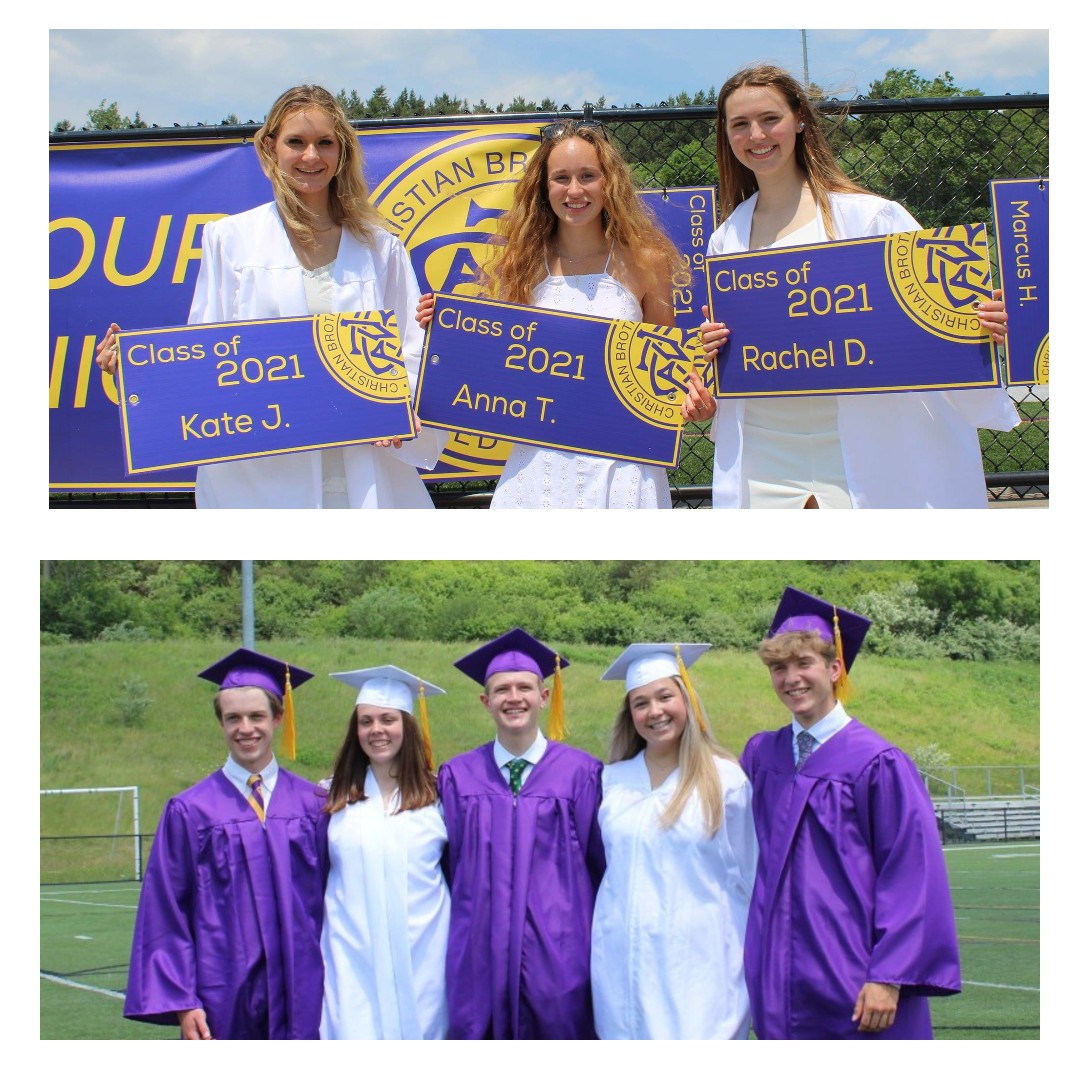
[49,24,1049,130]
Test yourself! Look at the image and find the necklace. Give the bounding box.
[556,246,607,264]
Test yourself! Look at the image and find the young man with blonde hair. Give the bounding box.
[741,588,961,1039]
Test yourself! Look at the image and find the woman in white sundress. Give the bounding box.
[418,120,715,508]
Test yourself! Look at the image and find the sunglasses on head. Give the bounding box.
[540,119,608,142]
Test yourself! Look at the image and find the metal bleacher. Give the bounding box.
[933,797,1041,843]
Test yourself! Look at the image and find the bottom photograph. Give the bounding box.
[39,559,1040,1041]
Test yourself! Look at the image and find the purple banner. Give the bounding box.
[49,125,715,490]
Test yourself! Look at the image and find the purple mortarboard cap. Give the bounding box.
[454,627,569,686]
[197,647,314,697]
[768,587,871,670]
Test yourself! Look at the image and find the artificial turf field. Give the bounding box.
[40,840,1039,1040]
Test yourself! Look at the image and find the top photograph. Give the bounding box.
[49,28,1049,509]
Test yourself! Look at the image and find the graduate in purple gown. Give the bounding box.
[124,649,329,1040]
[741,588,961,1039]
[438,628,606,1039]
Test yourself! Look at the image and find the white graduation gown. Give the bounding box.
[590,752,757,1039]
[320,774,450,1039]
[707,192,1020,508]
[189,202,445,508]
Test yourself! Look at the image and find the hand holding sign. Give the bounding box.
[416,294,713,468]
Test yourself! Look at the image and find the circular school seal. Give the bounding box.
[311,312,410,402]
[369,124,542,298]
[368,124,543,477]
[883,224,992,344]
[603,320,697,430]
[1033,333,1049,385]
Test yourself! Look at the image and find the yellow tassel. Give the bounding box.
[418,683,434,772]
[282,665,297,760]
[548,654,565,741]
[833,606,852,704]
[676,644,707,734]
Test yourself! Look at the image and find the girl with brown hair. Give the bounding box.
[419,120,715,507]
[701,65,1018,509]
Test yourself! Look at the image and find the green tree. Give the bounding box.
[87,99,147,130]
[838,69,1047,230]
[366,85,392,117]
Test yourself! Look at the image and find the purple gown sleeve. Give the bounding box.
[124,798,201,1025]
[857,749,962,994]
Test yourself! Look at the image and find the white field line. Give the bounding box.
[40,897,138,910]
[40,972,125,1000]
[963,979,1040,993]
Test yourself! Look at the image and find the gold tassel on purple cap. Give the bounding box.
[832,606,852,704]
[676,644,707,734]
[548,653,565,741]
[282,664,297,760]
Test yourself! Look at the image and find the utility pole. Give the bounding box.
[801,30,810,88]
[241,560,254,648]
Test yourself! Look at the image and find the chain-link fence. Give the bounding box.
[50,94,1049,508]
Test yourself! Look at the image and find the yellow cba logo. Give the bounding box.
[312,312,410,403]
[370,124,542,477]
[605,322,708,429]
[884,225,991,344]
[1033,333,1049,385]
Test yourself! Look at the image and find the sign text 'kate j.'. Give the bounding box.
[705,224,1002,398]
[415,295,713,468]
[115,311,417,473]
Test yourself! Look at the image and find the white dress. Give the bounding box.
[489,255,672,509]
[190,202,445,508]
[320,773,451,1040]
[739,217,853,508]
[707,191,1020,508]
[590,752,757,1039]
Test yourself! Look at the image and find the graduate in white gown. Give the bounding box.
[698,65,1018,508]
[97,85,443,508]
[590,644,757,1039]
[416,119,716,507]
[319,666,450,1040]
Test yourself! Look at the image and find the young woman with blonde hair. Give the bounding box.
[700,64,1018,509]
[97,84,443,507]
[590,644,757,1039]
[418,120,715,507]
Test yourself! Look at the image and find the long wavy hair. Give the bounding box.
[484,122,680,305]
[608,676,736,838]
[255,85,384,250]
[323,706,437,815]
[715,65,870,240]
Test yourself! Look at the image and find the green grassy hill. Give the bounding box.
[41,636,1039,839]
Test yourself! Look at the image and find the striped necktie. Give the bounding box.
[247,773,266,824]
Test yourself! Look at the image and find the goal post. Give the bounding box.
[40,786,142,884]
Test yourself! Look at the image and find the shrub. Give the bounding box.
[97,620,151,642]
[113,676,153,728]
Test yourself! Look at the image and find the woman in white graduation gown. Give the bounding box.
[320,666,450,1040]
[98,85,443,508]
[591,645,757,1039]
[699,65,1018,508]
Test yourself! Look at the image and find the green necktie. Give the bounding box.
[507,758,527,795]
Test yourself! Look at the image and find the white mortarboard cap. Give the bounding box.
[601,643,711,693]
[330,665,446,714]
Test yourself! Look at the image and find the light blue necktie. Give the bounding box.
[795,731,817,771]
